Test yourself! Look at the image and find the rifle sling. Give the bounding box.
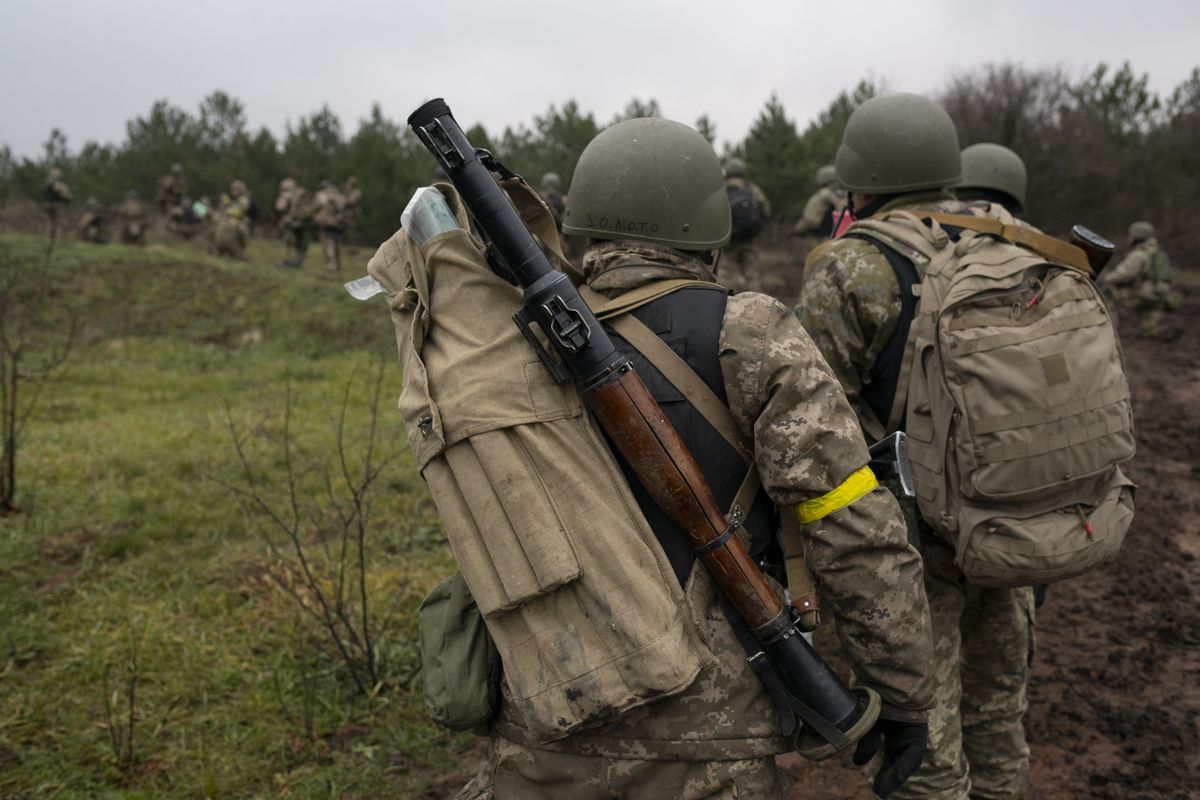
[920,212,1093,274]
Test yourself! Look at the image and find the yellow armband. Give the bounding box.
[794,465,878,524]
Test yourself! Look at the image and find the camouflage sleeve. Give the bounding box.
[752,184,772,220]
[1101,250,1147,287]
[795,239,901,426]
[719,293,934,721]
[794,192,828,235]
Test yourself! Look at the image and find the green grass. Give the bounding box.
[0,233,475,798]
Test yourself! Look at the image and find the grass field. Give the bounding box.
[0,232,472,798]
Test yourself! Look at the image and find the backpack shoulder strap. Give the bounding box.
[919,212,1093,274]
[588,278,718,321]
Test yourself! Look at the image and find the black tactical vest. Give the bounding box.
[602,285,783,588]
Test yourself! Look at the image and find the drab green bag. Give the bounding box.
[418,572,501,732]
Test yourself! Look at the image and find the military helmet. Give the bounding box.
[230,179,247,195]
[541,172,562,191]
[958,143,1027,212]
[170,163,183,174]
[835,93,961,194]
[86,197,100,208]
[319,179,333,190]
[280,177,297,191]
[48,167,63,180]
[724,157,746,178]
[126,189,139,200]
[816,165,837,187]
[563,117,730,250]
[1129,220,1155,242]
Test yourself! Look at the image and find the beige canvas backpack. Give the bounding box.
[848,210,1136,587]
[367,180,713,743]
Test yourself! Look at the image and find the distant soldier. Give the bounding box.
[156,163,186,216]
[168,195,203,240]
[274,178,314,268]
[1099,220,1177,338]
[721,157,771,292]
[42,167,73,241]
[77,197,109,244]
[793,165,847,252]
[211,190,249,258]
[955,142,1027,218]
[117,190,147,245]
[312,179,347,272]
[342,176,362,237]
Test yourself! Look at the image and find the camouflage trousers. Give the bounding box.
[887,537,1035,800]
[455,736,785,800]
[282,226,311,267]
[320,227,342,272]
[720,243,766,294]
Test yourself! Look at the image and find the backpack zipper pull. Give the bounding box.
[1075,504,1094,538]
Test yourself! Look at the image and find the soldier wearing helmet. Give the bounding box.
[118,190,147,246]
[1099,220,1176,337]
[458,117,932,800]
[275,177,313,268]
[797,93,1037,800]
[955,143,1028,217]
[312,179,347,272]
[793,164,848,253]
[77,196,109,244]
[721,156,773,294]
[156,163,186,217]
[41,167,74,241]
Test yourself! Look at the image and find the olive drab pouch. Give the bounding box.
[418,572,500,732]
[848,210,1136,588]
[367,179,713,743]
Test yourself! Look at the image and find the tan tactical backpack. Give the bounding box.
[367,180,713,743]
[848,210,1135,587]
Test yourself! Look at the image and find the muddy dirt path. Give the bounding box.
[783,287,1200,799]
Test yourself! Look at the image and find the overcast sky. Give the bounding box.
[2,0,1196,158]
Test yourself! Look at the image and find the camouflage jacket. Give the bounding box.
[313,187,346,229]
[796,191,965,434]
[794,186,847,236]
[156,174,185,205]
[118,198,146,221]
[1102,238,1167,291]
[498,241,934,760]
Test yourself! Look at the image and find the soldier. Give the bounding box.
[77,197,109,244]
[539,172,565,230]
[343,176,362,239]
[275,178,314,269]
[955,142,1027,218]
[797,93,1036,800]
[793,164,847,252]
[42,167,73,241]
[458,117,934,800]
[117,190,147,245]
[312,179,346,272]
[1099,220,1176,338]
[210,190,249,258]
[721,157,772,293]
[156,163,185,217]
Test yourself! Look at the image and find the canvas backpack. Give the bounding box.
[847,210,1136,588]
[727,183,762,243]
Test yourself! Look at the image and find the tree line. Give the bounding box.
[0,61,1197,254]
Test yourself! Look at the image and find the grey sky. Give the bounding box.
[2,0,1196,158]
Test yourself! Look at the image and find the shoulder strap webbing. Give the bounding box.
[589,279,718,321]
[920,212,1093,274]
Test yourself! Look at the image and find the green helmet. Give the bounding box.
[835,93,961,194]
[724,157,746,178]
[541,172,561,191]
[1129,220,1155,241]
[816,165,837,187]
[958,143,1027,212]
[170,163,183,174]
[563,117,730,250]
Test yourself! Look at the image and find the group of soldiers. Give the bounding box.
[37,163,363,273]
[708,147,1174,338]
[443,93,1167,800]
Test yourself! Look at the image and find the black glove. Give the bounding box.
[852,717,928,799]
